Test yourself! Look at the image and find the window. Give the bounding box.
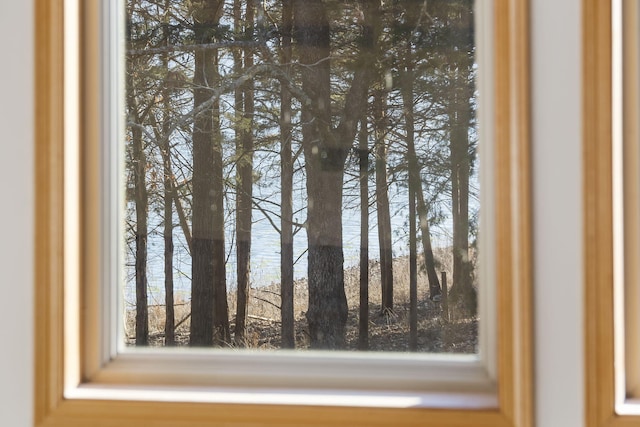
[34,0,532,425]
[585,0,640,424]
[123,0,484,355]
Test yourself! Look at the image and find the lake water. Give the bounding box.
[125,180,454,306]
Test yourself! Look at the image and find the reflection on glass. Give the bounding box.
[124,0,479,351]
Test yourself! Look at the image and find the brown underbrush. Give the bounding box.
[125,253,478,353]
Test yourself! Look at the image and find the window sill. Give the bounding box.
[87,350,492,392]
[66,384,498,410]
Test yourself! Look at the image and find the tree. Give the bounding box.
[126,3,150,345]
[399,0,475,313]
[401,27,418,351]
[121,0,479,350]
[234,0,255,346]
[293,0,378,348]
[441,0,476,317]
[416,188,442,300]
[190,0,230,346]
[161,1,176,346]
[399,0,442,302]
[358,116,370,350]
[373,88,394,315]
[130,87,149,347]
[280,0,295,349]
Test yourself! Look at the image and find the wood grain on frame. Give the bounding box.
[582,0,640,425]
[584,0,640,425]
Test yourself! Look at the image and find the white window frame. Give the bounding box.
[34,0,533,425]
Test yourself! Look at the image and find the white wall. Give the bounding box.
[0,0,585,425]
[0,2,34,427]
[531,0,585,425]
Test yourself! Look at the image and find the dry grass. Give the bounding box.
[126,253,478,352]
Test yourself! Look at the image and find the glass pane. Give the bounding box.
[123,0,479,351]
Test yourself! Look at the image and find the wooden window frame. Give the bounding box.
[584,0,640,425]
[34,0,533,426]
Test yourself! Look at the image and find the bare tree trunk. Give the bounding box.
[295,0,346,349]
[162,2,175,345]
[409,181,418,351]
[232,0,243,345]
[280,0,295,349]
[294,0,377,348]
[358,116,369,350]
[233,0,254,346]
[402,44,418,351]
[212,61,231,344]
[374,89,393,314]
[416,189,441,300]
[132,118,149,346]
[173,184,192,255]
[403,37,442,301]
[441,271,449,322]
[448,74,476,317]
[162,146,175,346]
[190,0,227,346]
[126,58,149,346]
[294,0,347,349]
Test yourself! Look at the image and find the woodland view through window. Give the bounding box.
[123,0,480,351]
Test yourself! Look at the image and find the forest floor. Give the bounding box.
[228,300,478,353]
[126,254,478,353]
